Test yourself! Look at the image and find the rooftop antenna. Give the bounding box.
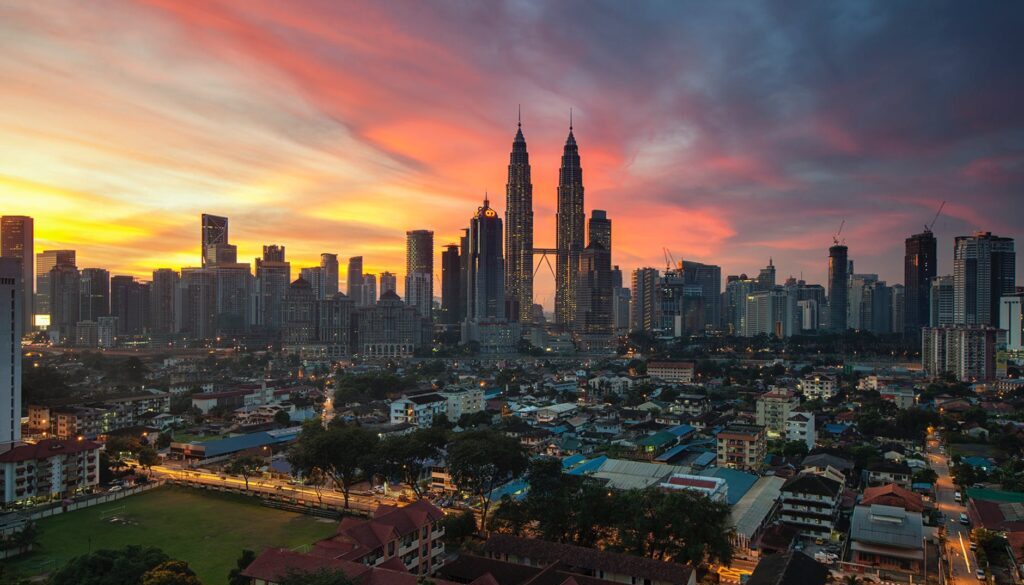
[926,200,946,233]
[517,104,521,128]
[570,107,573,131]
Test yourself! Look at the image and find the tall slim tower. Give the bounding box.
[201,214,234,267]
[555,115,585,328]
[466,197,505,321]
[1,216,33,331]
[320,253,339,298]
[904,230,937,335]
[953,232,1015,326]
[828,244,849,330]
[441,244,462,325]
[35,250,75,323]
[504,114,534,323]
[347,256,364,306]
[1,258,22,449]
[405,230,434,319]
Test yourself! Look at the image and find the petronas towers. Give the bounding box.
[503,112,600,330]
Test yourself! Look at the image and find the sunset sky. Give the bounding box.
[1,1,1022,307]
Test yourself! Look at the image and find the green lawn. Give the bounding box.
[10,486,337,584]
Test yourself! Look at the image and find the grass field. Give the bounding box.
[10,486,337,584]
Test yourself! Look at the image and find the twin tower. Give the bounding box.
[504,113,601,327]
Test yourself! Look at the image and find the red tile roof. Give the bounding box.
[0,439,100,463]
[317,499,445,562]
[243,548,459,585]
[862,483,924,513]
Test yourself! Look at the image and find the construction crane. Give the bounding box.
[832,220,845,246]
[925,201,946,233]
[662,247,677,271]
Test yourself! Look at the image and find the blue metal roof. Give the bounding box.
[654,443,689,462]
[192,428,298,458]
[562,454,587,469]
[566,455,607,476]
[703,467,758,505]
[692,451,717,467]
[667,424,696,437]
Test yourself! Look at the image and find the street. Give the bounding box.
[927,431,980,585]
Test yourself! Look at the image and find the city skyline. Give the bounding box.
[2,1,1024,308]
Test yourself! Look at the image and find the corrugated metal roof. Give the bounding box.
[731,476,786,539]
[850,504,923,549]
[704,467,759,505]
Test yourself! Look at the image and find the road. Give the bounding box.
[927,431,980,585]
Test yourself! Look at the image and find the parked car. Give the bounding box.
[976,568,986,580]
[960,512,970,525]
[955,491,962,503]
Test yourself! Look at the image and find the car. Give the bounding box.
[108,485,123,492]
[970,540,978,551]
[976,568,986,580]
[955,491,963,503]
[960,512,970,525]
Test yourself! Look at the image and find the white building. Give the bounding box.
[1001,294,1023,352]
[799,374,837,400]
[879,387,916,410]
[439,387,485,422]
[535,403,578,424]
[646,361,695,384]
[922,325,1004,382]
[786,410,815,451]
[756,388,799,438]
[0,438,101,503]
[389,394,448,428]
[778,473,843,540]
[660,473,728,503]
[0,259,22,450]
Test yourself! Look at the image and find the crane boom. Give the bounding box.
[833,220,845,246]
[927,201,946,232]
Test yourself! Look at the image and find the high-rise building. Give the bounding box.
[1000,294,1024,352]
[1,216,33,331]
[49,263,80,342]
[465,197,505,321]
[611,266,630,334]
[111,276,147,336]
[953,232,1016,326]
[555,119,585,328]
[405,230,434,319]
[575,213,613,343]
[78,268,110,322]
[355,291,431,358]
[255,246,290,330]
[930,276,954,327]
[380,272,397,297]
[300,267,322,299]
[904,230,937,335]
[757,259,776,291]
[743,288,791,337]
[828,244,849,330]
[890,284,905,335]
[150,269,180,335]
[318,293,354,354]
[848,273,879,331]
[347,256,364,306]
[179,268,217,340]
[725,274,757,335]
[362,274,377,307]
[923,325,1003,382]
[440,244,462,326]
[630,268,659,332]
[320,253,339,298]
[210,264,250,336]
[35,250,75,321]
[504,116,534,323]
[860,280,891,335]
[201,214,234,267]
[657,269,705,337]
[1,258,23,449]
[678,260,722,330]
[281,276,317,345]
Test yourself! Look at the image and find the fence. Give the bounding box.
[166,478,368,518]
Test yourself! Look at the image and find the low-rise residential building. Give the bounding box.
[786,410,815,450]
[849,504,924,573]
[389,394,448,428]
[799,374,837,400]
[716,424,767,472]
[26,393,171,439]
[879,387,916,410]
[646,361,695,384]
[535,403,578,424]
[865,461,913,489]
[778,473,843,540]
[0,438,101,504]
[756,389,799,438]
[438,387,484,422]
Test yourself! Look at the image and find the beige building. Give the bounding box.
[716,424,767,472]
[755,388,799,438]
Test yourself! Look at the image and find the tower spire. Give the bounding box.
[569,107,573,131]
[517,104,521,128]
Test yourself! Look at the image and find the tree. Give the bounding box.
[48,545,170,585]
[224,455,265,491]
[154,432,173,450]
[447,429,528,533]
[613,489,734,565]
[375,427,447,497]
[228,550,256,585]
[288,420,378,508]
[278,569,354,585]
[440,510,477,549]
[137,447,160,473]
[141,560,202,585]
[274,410,291,426]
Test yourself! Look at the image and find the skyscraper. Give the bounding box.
[78,268,110,322]
[347,256,364,306]
[1,258,22,449]
[255,246,290,330]
[575,212,613,342]
[35,249,75,321]
[362,274,377,307]
[49,263,80,341]
[828,244,849,330]
[1,216,33,330]
[380,272,398,297]
[466,197,505,321]
[930,275,954,326]
[679,260,722,329]
[725,274,757,335]
[555,118,585,328]
[440,244,462,325]
[111,275,147,336]
[630,268,659,332]
[151,268,180,335]
[953,232,1016,326]
[757,259,776,291]
[201,214,234,267]
[504,115,534,323]
[320,253,339,298]
[405,230,433,319]
[904,230,937,335]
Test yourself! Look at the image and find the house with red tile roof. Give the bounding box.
[0,438,101,504]
[861,484,925,513]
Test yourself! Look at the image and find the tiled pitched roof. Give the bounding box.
[862,483,924,513]
[483,535,693,584]
[746,551,828,585]
[0,438,100,463]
